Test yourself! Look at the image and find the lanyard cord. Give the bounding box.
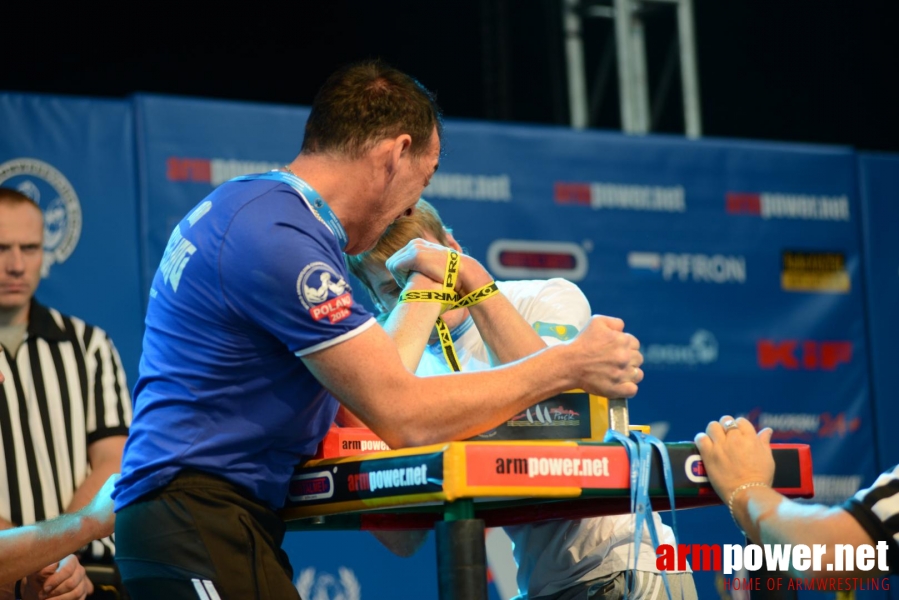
[604,428,683,600]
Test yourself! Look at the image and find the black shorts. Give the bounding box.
[114,470,301,600]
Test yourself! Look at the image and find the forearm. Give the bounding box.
[0,513,100,586]
[381,296,442,371]
[67,436,125,513]
[0,518,15,532]
[467,293,546,366]
[313,337,580,448]
[735,488,884,578]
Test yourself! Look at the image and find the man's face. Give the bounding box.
[353,128,441,254]
[0,202,44,314]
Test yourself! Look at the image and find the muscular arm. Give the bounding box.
[66,436,125,513]
[304,314,634,449]
[0,475,116,586]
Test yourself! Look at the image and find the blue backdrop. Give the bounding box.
[1,90,896,599]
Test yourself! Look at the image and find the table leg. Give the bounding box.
[436,500,488,600]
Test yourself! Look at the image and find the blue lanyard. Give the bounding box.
[233,170,349,250]
[604,428,682,600]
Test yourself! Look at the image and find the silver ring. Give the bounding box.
[722,419,739,432]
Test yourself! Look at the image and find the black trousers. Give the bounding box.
[114,471,301,600]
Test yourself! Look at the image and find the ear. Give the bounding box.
[386,134,413,174]
[445,229,463,252]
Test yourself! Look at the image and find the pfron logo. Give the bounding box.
[295,567,360,600]
[726,192,850,221]
[0,158,82,277]
[757,340,852,370]
[297,262,353,324]
[487,239,588,281]
[628,251,746,284]
[555,181,686,212]
[644,330,718,366]
[166,157,280,186]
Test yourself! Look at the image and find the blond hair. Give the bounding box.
[346,198,451,300]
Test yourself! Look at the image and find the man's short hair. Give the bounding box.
[301,59,443,160]
[347,198,451,299]
[0,187,41,211]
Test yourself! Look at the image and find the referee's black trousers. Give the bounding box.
[114,470,301,600]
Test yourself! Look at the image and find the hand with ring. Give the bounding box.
[694,415,775,504]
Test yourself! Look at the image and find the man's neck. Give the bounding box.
[0,304,29,328]
[287,153,382,254]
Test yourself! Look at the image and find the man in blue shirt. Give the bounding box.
[113,59,646,599]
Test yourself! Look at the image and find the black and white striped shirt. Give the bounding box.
[843,464,899,573]
[0,299,132,556]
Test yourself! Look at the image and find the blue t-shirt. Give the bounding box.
[114,177,375,510]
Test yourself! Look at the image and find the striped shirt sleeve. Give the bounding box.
[80,323,132,444]
[842,464,899,573]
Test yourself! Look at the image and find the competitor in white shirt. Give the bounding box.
[345,199,696,600]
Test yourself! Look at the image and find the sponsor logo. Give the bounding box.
[684,454,708,483]
[781,250,850,293]
[507,403,581,427]
[424,173,512,202]
[348,464,429,493]
[487,239,588,281]
[295,567,360,600]
[657,542,891,592]
[628,251,746,284]
[297,262,352,324]
[493,456,610,478]
[726,192,850,221]
[644,330,718,366]
[757,340,852,370]
[0,158,82,277]
[166,157,280,186]
[341,439,390,452]
[811,475,864,504]
[743,408,861,441]
[288,471,334,502]
[556,181,686,212]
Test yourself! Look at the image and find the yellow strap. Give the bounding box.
[396,249,498,372]
[456,281,499,308]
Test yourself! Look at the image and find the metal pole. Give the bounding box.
[562,0,589,129]
[677,0,702,137]
[614,0,650,133]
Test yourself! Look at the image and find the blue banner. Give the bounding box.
[0,93,144,386]
[859,153,899,472]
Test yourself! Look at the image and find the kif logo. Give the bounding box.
[726,192,850,221]
[628,251,746,284]
[757,340,852,370]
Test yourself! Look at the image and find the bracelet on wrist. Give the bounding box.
[727,481,768,535]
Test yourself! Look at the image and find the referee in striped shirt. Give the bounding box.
[0,188,132,569]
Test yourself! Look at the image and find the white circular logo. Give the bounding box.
[297,261,348,309]
[295,567,361,600]
[0,158,82,278]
